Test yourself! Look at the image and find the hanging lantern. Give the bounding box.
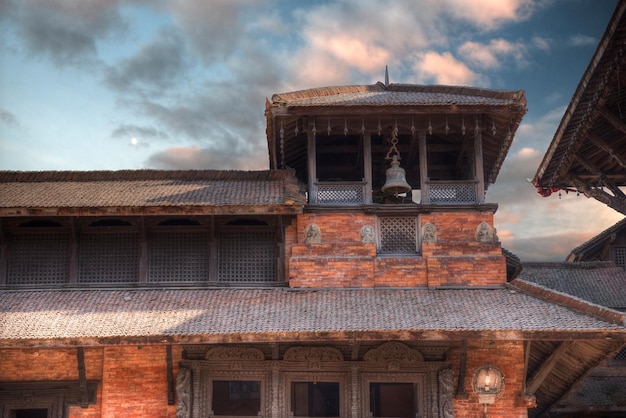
[381,130,411,195]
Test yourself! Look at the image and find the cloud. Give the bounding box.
[145,145,267,170]
[111,123,170,141]
[4,0,126,68]
[568,34,597,47]
[458,39,527,70]
[166,0,265,64]
[105,27,188,95]
[443,0,536,29]
[532,36,551,51]
[0,108,19,128]
[414,51,480,85]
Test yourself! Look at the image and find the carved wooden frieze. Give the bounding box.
[364,341,424,363]
[204,346,265,361]
[438,368,455,418]
[283,346,344,368]
[176,367,192,418]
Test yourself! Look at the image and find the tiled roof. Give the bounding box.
[1,287,623,346]
[270,83,526,109]
[568,217,626,259]
[518,261,626,310]
[0,169,305,215]
[552,375,626,412]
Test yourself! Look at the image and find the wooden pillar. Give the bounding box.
[418,132,429,204]
[0,220,6,286]
[363,132,373,204]
[68,218,79,284]
[208,216,217,283]
[474,127,485,203]
[138,217,148,283]
[307,127,317,204]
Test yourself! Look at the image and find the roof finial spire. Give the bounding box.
[385,65,389,87]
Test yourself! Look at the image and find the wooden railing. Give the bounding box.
[423,180,480,204]
[310,181,367,205]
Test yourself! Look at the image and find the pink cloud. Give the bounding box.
[415,51,478,85]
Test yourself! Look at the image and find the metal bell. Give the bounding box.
[382,155,411,195]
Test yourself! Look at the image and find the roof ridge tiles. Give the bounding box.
[508,279,626,326]
[0,168,296,183]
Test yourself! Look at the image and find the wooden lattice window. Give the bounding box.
[149,231,208,283]
[614,247,626,270]
[7,232,70,286]
[78,232,139,283]
[377,216,419,255]
[217,228,277,282]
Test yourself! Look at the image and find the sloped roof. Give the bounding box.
[568,217,626,260]
[551,373,626,414]
[270,83,526,109]
[0,169,305,216]
[518,261,626,310]
[533,1,626,204]
[1,287,623,347]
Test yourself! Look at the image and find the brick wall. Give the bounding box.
[449,340,529,418]
[0,346,182,418]
[287,210,506,287]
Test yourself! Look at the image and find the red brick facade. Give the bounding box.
[289,211,505,288]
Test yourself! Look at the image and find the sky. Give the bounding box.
[1,0,624,262]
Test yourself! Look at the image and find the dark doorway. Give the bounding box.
[370,382,416,417]
[12,410,49,418]
[291,381,340,417]
[211,380,261,416]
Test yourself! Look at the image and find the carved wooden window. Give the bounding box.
[291,382,340,417]
[377,216,419,255]
[149,230,208,283]
[217,227,277,283]
[7,230,70,286]
[78,220,139,283]
[211,380,262,416]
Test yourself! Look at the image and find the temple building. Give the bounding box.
[2,2,626,416]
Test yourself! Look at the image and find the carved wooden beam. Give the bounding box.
[77,347,89,408]
[573,154,626,198]
[565,173,626,215]
[600,106,626,135]
[526,341,574,396]
[166,345,175,405]
[517,340,537,408]
[586,131,626,169]
[455,340,469,399]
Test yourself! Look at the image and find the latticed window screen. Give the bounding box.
[614,247,626,270]
[378,217,419,254]
[149,232,208,282]
[78,232,139,283]
[428,183,478,204]
[217,230,277,282]
[612,345,626,363]
[7,233,70,285]
[316,184,364,205]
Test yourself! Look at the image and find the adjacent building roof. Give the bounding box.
[518,261,626,311]
[533,0,626,213]
[1,287,624,347]
[567,217,626,261]
[0,169,305,216]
